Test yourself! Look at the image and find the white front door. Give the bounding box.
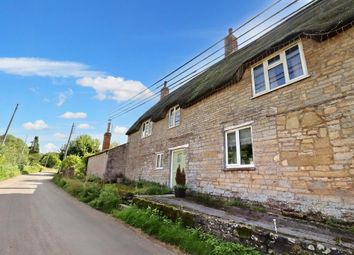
[170,149,187,188]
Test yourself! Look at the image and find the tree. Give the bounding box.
[109,141,119,149]
[29,136,40,154]
[0,134,28,166]
[60,135,100,159]
[40,153,61,168]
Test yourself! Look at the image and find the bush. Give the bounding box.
[22,163,43,174]
[89,185,121,213]
[0,164,21,181]
[79,182,101,203]
[40,153,61,168]
[114,206,260,255]
[61,155,85,178]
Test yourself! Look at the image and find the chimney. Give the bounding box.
[160,81,169,100]
[102,120,112,151]
[224,28,238,57]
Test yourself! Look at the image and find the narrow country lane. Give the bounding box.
[0,172,181,255]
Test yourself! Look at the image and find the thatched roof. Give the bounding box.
[127,0,354,135]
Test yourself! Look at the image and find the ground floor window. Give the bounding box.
[225,125,254,168]
[155,153,163,169]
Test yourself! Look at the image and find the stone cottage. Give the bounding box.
[88,0,354,221]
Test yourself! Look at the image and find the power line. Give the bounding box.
[107,0,285,117]
[109,0,314,120]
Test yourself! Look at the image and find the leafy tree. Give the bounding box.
[109,141,119,149]
[29,136,40,154]
[0,134,28,166]
[60,135,100,158]
[40,153,61,168]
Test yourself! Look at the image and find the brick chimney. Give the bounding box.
[102,120,112,151]
[224,28,238,57]
[160,81,169,100]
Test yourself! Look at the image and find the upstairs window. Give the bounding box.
[252,42,307,96]
[155,153,163,169]
[225,125,254,168]
[169,105,180,128]
[141,119,152,138]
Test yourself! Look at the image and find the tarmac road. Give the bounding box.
[0,172,180,255]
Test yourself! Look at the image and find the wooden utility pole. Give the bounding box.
[1,103,19,146]
[63,123,75,160]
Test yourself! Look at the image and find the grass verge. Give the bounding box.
[113,206,260,255]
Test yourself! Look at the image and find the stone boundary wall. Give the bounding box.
[86,144,128,182]
[133,197,353,255]
[86,151,108,179]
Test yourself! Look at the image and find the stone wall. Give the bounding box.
[86,144,128,182]
[105,144,128,182]
[126,27,354,220]
[86,151,108,179]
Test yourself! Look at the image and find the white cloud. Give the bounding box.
[114,126,128,136]
[0,57,103,78]
[59,112,87,119]
[54,132,66,139]
[57,88,73,106]
[43,143,59,153]
[76,76,153,102]
[23,120,49,130]
[77,123,91,129]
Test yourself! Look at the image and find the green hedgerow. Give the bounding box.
[89,185,121,213]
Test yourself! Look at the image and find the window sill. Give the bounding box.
[155,168,163,170]
[223,166,256,171]
[251,74,311,99]
[168,124,180,129]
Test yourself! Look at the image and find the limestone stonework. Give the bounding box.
[126,28,354,221]
[87,144,127,182]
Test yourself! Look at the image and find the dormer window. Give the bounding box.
[252,42,308,96]
[141,119,152,138]
[168,105,180,128]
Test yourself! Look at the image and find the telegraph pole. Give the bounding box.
[63,123,75,160]
[1,103,19,146]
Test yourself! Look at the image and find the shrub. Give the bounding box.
[40,153,61,168]
[79,182,101,203]
[89,185,121,213]
[63,178,84,196]
[175,166,186,186]
[0,164,21,181]
[22,163,43,174]
[61,155,85,178]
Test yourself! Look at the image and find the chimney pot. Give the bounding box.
[224,28,238,57]
[160,81,169,100]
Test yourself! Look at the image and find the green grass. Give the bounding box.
[53,175,121,213]
[113,206,260,255]
[325,217,354,234]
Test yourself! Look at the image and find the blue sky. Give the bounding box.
[0,0,310,153]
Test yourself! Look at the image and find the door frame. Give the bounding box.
[169,146,188,188]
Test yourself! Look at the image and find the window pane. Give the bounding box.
[227,132,237,164]
[175,108,180,126]
[169,108,174,127]
[268,55,280,65]
[286,45,303,80]
[268,64,285,89]
[253,64,265,94]
[239,128,253,165]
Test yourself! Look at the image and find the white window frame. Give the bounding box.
[224,124,254,169]
[251,41,309,97]
[168,105,180,128]
[155,152,164,169]
[141,119,152,138]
